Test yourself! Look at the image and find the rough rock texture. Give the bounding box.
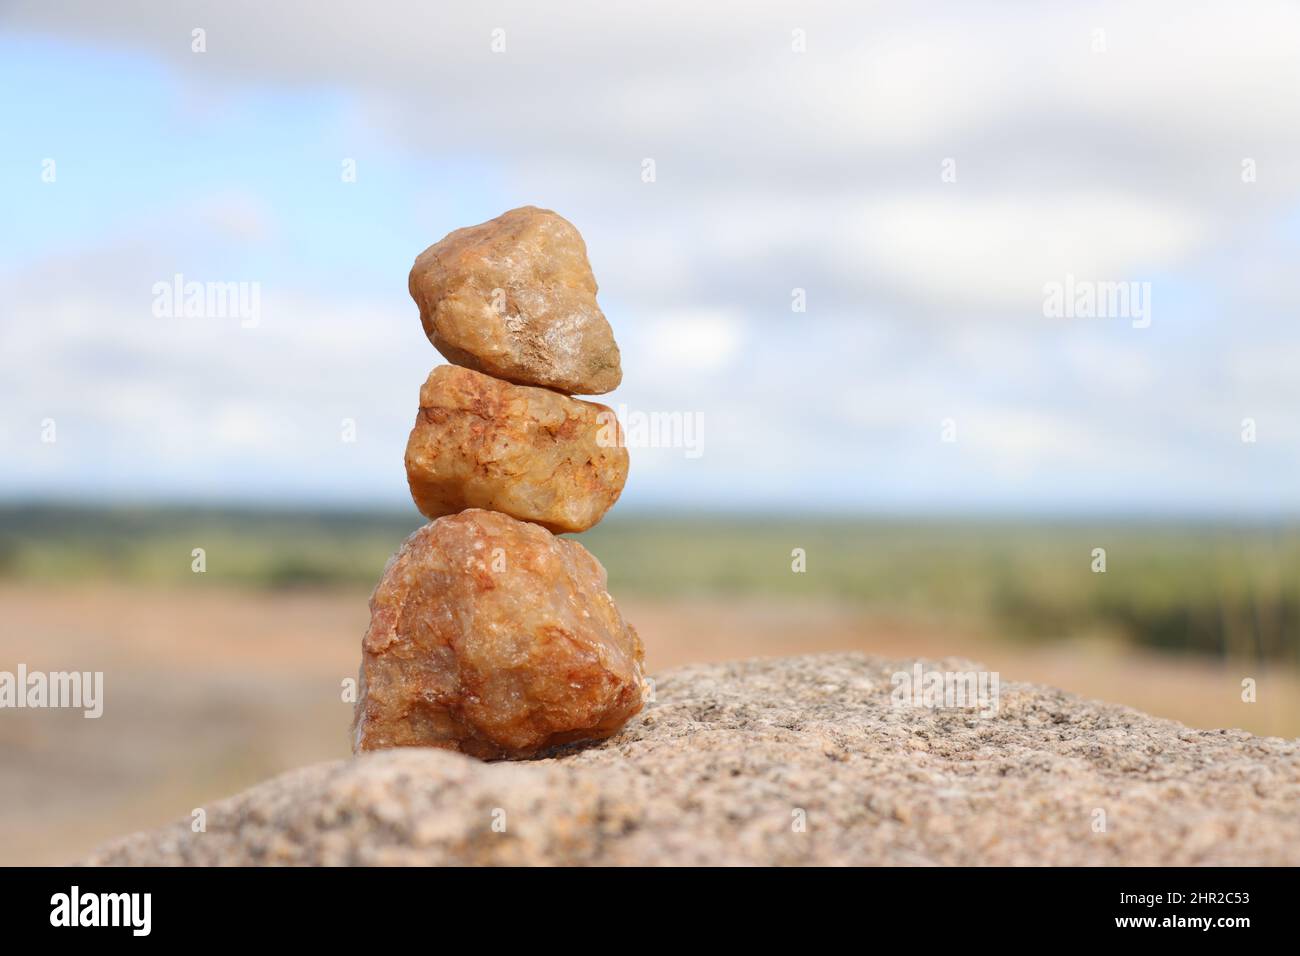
[405,365,627,534]
[410,206,622,395]
[86,653,1300,865]
[353,510,644,760]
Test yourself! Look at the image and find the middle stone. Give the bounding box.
[405,364,629,534]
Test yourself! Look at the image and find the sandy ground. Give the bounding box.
[2,581,1296,865]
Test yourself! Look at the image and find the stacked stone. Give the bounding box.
[352,207,645,761]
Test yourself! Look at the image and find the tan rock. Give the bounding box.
[86,653,1300,865]
[351,509,645,760]
[404,364,628,534]
[408,206,622,395]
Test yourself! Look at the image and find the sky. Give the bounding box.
[2,0,1300,516]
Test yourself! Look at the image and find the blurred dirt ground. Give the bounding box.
[2,581,1297,865]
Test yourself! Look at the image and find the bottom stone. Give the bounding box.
[352,509,644,760]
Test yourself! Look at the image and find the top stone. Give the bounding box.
[409,206,623,395]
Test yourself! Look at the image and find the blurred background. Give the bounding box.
[3,1,1300,864]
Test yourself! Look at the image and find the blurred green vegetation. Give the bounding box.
[0,505,418,591]
[1,504,1297,664]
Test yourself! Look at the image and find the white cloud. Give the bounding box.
[846,194,1208,311]
[641,310,745,373]
[6,0,1300,512]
